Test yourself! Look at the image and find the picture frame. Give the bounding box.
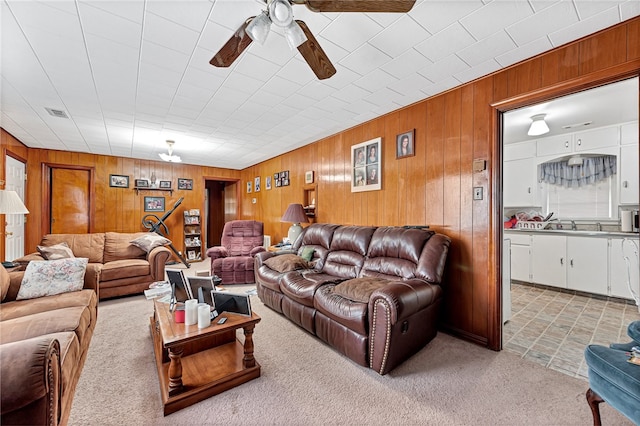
[109,174,129,188]
[266,176,272,190]
[305,171,314,184]
[144,196,165,212]
[254,176,261,192]
[351,137,382,192]
[396,129,415,159]
[159,180,171,189]
[247,181,252,193]
[135,179,149,188]
[177,178,193,190]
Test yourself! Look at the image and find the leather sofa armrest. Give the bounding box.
[369,279,441,324]
[254,251,276,267]
[206,246,228,261]
[148,246,171,281]
[84,264,101,294]
[0,336,61,426]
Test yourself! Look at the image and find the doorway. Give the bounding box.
[4,155,26,261]
[44,164,94,234]
[205,179,238,247]
[500,77,639,378]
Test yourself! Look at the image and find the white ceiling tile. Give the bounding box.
[143,12,200,55]
[621,0,640,20]
[223,72,266,95]
[248,32,297,66]
[409,0,484,34]
[330,84,371,104]
[453,58,501,83]
[234,53,281,82]
[506,1,579,46]
[415,23,476,63]
[78,3,142,49]
[277,58,317,86]
[261,75,302,98]
[495,36,554,68]
[457,30,516,67]
[388,73,433,97]
[182,66,225,89]
[146,0,213,31]
[574,1,625,20]
[78,0,145,24]
[7,1,80,39]
[296,81,332,101]
[379,48,433,80]
[418,54,469,83]
[208,1,262,30]
[460,0,533,40]
[352,69,397,93]
[549,6,621,47]
[529,1,561,13]
[339,44,391,76]
[320,14,383,52]
[369,15,431,58]
[319,66,361,90]
[364,87,405,108]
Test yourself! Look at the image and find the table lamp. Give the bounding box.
[281,203,308,244]
[0,190,29,215]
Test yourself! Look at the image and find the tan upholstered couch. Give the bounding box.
[0,264,98,425]
[14,232,171,299]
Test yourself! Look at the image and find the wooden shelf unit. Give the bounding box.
[183,209,202,262]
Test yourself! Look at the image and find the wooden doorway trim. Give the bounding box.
[41,163,96,235]
[201,176,241,246]
[489,68,640,351]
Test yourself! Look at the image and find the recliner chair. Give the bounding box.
[584,320,640,425]
[206,220,265,285]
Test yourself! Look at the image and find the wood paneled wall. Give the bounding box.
[0,128,241,261]
[238,18,640,348]
[2,18,638,348]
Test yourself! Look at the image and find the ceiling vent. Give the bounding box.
[45,107,69,119]
[562,121,592,129]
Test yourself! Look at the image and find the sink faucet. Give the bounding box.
[571,220,577,230]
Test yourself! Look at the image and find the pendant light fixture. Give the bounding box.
[159,140,182,163]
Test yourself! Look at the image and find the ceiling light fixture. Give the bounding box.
[527,114,550,136]
[158,140,181,163]
[245,0,307,50]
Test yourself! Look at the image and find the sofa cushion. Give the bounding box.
[314,284,369,335]
[40,233,105,264]
[264,254,312,273]
[0,265,9,302]
[100,259,150,282]
[0,289,96,322]
[300,247,315,261]
[333,277,389,303]
[130,234,171,253]
[16,258,88,300]
[0,306,91,345]
[37,242,75,260]
[103,232,147,263]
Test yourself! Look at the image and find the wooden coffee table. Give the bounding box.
[149,299,261,415]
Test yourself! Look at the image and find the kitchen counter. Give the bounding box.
[504,228,639,238]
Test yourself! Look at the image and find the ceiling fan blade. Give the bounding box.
[299,0,416,13]
[296,20,336,80]
[210,18,254,67]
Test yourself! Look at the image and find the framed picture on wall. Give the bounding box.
[159,180,171,189]
[305,171,314,184]
[266,176,272,190]
[144,196,165,212]
[254,176,261,192]
[247,181,252,193]
[351,137,381,192]
[109,174,129,188]
[177,178,193,190]
[135,179,149,188]
[396,129,415,159]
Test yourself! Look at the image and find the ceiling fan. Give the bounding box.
[210,0,417,80]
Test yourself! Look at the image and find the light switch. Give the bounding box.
[473,187,483,200]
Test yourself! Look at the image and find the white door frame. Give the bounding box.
[5,155,26,261]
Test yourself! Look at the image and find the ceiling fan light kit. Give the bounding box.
[211,0,417,80]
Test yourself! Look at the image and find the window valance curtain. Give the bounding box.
[538,155,617,188]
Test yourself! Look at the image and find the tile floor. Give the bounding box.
[503,282,640,381]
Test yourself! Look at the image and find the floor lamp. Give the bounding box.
[280,203,308,244]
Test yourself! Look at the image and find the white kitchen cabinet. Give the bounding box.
[566,236,608,295]
[504,158,537,207]
[620,122,638,145]
[506,232,532,282]
[620,143,639,205]
[536,134,573,157]
[609,237,640,300]
[573,126,619,152]
[504,140,536,161]
[531,234,566,288]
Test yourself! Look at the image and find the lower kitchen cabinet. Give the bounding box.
[531,234,566,288]
[609,236,640,300]
[566,236,608,295]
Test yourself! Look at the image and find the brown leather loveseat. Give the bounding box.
[255,223,450,375]
[14,232,171,299]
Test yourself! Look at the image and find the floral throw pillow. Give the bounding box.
[37,242,75,260]
[16,258,88,300]
[130,234,171,253]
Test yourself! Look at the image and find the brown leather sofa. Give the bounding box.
[255,223,451,375]
[0,264,98,425]
[14,232,171,299]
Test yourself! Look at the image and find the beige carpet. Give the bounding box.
[68,266,631,425]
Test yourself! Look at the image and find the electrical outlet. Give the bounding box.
[473,187,483,200]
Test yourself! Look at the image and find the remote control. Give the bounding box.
[217,317,227,324]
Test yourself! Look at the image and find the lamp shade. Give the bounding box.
[0,190,29,214]
[527,114,550,136]
[281,203,308,244]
